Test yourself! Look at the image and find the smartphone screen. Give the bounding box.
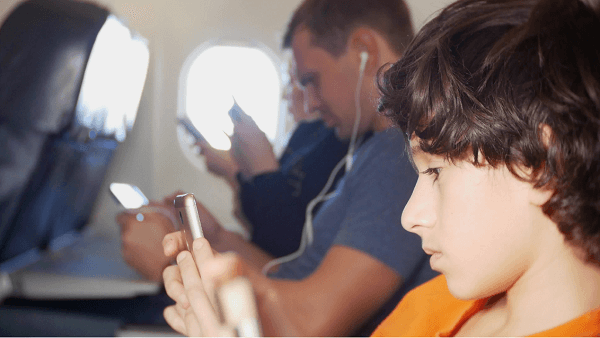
[174,193,204,252]
[109,183,149,209]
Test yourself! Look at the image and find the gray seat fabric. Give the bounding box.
[0,0,148,266]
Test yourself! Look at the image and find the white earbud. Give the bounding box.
[345,51,369,172]
[359,51,369,72]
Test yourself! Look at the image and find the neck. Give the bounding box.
[487,239,600,336]
[362,74,394,134]
[371,113,392,132]
[367,47,400,133]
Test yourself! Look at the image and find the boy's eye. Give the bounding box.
[421,167,441,182]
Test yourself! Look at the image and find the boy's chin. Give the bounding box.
[445,274,498,301]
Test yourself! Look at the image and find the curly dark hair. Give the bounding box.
[378,0,600,265]
[282,0,414,57]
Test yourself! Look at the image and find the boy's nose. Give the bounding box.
[401,180,436,236]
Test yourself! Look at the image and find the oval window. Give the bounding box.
[179,44,281,156]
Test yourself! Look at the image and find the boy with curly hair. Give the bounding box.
[374,0,600,335]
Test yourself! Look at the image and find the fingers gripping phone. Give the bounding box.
[174,193,204,252]
[110,182,149,209]
[174,193,261,336]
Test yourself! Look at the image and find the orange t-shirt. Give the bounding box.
[372,275,600,337]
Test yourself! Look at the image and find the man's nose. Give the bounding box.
[303,86,322,115]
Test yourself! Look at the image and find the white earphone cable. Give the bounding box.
[261,52,369,275]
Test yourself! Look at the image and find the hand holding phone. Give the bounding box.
[174,193,204,253]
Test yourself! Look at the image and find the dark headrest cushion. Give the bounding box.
[0,0,109,134]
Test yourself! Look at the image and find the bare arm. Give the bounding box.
[258,245,402,336]
[211,229,275,271]
[190,198,275,270]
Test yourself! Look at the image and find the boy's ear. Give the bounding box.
[529,185,553,207]
[512,161,553,207]
[529,123,554,206]
[539,123,553,149]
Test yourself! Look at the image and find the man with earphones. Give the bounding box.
[161,0,437,336]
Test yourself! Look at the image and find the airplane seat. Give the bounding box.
[0,0,149,268]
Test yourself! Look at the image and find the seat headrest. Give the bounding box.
[0,0,149,142]
[0,0,109,134]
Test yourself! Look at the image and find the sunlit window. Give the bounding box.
[180,45,281,151]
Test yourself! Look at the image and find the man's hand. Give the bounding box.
[162,190,186,210]
[116,203,175,282]
[230,113,279,178]
[198,141,240,188]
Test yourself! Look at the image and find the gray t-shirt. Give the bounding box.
[269,128,437,335]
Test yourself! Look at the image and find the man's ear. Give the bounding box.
[348,27,379,74]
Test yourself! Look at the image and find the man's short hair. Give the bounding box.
[282,0,414,57]
[378,0,600,265]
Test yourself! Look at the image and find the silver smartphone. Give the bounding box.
[174,193,204,252]
[109,182,149,209]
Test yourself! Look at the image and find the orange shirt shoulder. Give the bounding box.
[372,275,600,337]
[371,275,482,337]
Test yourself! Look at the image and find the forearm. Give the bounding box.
[258,278,337,337]
[210,229,274,271]
[255,276,392,337]
[250,247,402,337]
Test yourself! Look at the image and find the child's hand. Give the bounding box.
[162,234,248,336]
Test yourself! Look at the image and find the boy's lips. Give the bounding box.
[423,246,443,270]
[422,246,440,256]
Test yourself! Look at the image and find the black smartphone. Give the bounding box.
[177,116,205,142]
[174,193,204,252]
[109,182,149,209]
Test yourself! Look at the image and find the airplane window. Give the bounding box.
[178,44,281,154]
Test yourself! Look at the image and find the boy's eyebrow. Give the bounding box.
[406,145,422,173]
